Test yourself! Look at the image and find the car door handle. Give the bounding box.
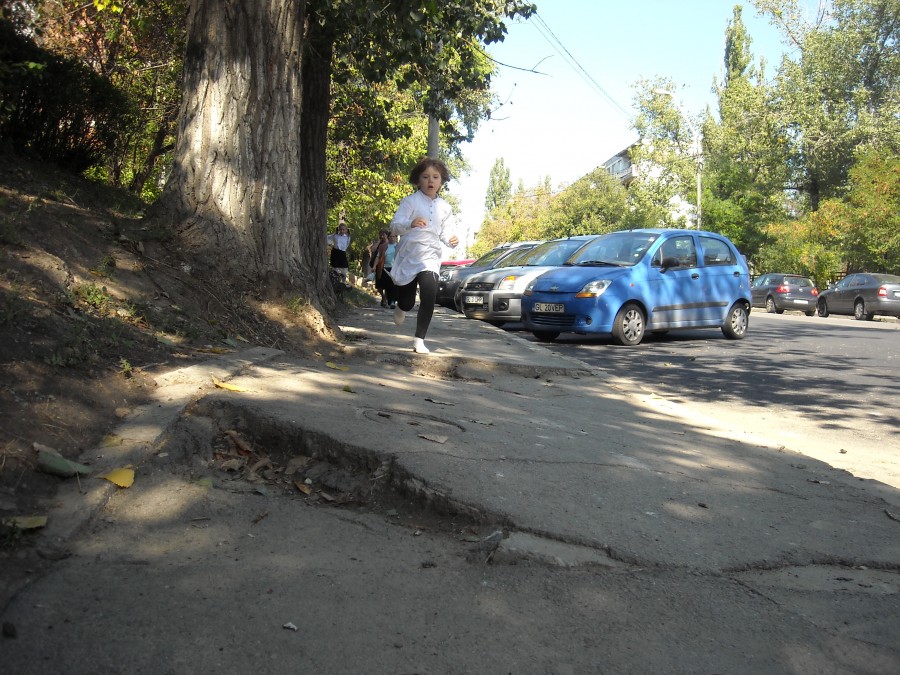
[733,271,741,277]
[691,273,700,279]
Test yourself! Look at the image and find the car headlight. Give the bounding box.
[439,270,453,282]
[575,279,612,298]
[497,275,520,291]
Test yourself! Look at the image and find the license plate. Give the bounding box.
[533,302,564,313]
[793,299,808,304]
[464,295,482,305]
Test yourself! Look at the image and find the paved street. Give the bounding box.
[2,306,899,673]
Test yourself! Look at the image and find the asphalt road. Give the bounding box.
[514,312,900,448]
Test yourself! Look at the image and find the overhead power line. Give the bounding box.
[530,14,632,121]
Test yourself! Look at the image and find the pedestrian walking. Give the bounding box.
[326,223,351,282]
[388,157,459,354]
[372,230,398,308]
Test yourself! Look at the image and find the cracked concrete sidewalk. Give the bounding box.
[3,304,900,673]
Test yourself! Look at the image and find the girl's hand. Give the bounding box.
[448,235,459,247]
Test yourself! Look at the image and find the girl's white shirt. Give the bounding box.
[388,190,458,286]
[326,232,350,251]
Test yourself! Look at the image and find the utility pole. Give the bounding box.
[427,116,439,159]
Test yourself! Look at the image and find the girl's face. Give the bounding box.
[417,166,443,198]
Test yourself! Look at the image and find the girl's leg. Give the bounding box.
[396,280,417,312]
[414,270,439,339]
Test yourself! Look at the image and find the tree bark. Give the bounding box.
[153,0,322,296]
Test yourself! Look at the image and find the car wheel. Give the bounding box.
[817,299,829,317]
[765,296,778,314]
[532,330,559,342]
[721,302,749,339]
[611,303,645,346]
[854,299,873,321]
[805,310,816,317]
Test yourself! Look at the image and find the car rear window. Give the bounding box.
[785,277,814,287]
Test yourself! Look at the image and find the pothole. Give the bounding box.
[156,399,501,540]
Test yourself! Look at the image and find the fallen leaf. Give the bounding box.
[196,477,213,489]
[424,398,454,406]
[326,361,349,371]
[100,434,123,447]
[342,384,355,393]
[99,466,135,488]
[294,481,312,495]
[283,622,299,631]
[2,515,48,530]
[418,434,448,444]
[35,446,92,477]
[212,376,247,392]
[194,346,232,354]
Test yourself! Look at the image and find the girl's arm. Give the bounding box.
[438,202,459,248]
[390,196,416,236]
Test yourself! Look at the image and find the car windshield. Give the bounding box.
[497,247,536,267]
[519,239,592,267]
[567,231,658,267]
[472,247,513,267]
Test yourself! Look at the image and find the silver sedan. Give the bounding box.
[458,236,601,325]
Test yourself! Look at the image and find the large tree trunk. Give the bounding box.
[298,8,334,286]
[153,0,329,302]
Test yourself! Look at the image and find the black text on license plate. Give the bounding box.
[464,295,482,305]
[534,302,564,313]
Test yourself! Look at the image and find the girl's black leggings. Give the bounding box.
[396,270,439,339]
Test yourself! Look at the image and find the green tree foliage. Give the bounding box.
[0,17,131,172]
[485,157,512,211]
[35,0,186,198]
[630,79,701,229]
[703,5,789,257]
[474,168,627,255]
[756,0,900,210]
[756,151,900,282]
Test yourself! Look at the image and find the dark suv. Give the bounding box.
[437,241,541,310]
[750,273,819,316]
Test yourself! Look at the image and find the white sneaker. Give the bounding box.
[393,307,406,325]
[412,338,430,354]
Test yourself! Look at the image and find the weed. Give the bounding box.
[0,289,29,327]
[286,295,309,314]
[46,326,98,368]
[119,357,133,378]
[90,254,116,278]
[72,283,111,311]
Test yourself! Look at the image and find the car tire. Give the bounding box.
[817,299,829,317]
[611,302,645,346]
[854,299,874,321]
[805,310,816,317]
[765,296,779,314]
[532,330,559,342]
[721,302,749,340]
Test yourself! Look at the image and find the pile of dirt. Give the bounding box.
[0,155,363,570]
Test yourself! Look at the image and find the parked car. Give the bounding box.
[458,236,602,325]
[816,273,900,320]
[436,241,541,310]
[521,228,751,346]
[750,273,819,316]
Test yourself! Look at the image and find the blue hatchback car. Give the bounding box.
[521,228,751,346]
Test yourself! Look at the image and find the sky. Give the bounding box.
[448,0,822,250]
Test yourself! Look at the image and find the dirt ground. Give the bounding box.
[0,155,358,592]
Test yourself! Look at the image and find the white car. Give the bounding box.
[458,236,601,325]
